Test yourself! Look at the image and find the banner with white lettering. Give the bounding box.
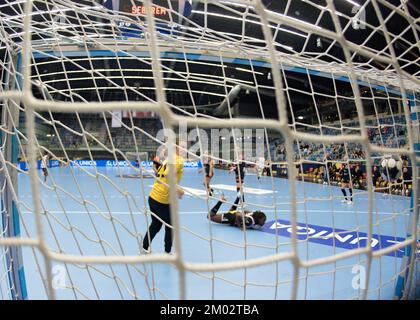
[263,219,420,258]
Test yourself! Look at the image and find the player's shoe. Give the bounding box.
[346,200,353,205]
[140,247,151,254]
[341,199,348,203]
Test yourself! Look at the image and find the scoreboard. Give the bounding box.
[103,0,192,37]
[119,0,176,21]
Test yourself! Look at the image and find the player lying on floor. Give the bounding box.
[207,194,267,230]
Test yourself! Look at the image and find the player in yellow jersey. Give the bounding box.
[142,140,185,254]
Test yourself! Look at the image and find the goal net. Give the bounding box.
[0,0,419,300]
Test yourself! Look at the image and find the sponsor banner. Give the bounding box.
[263,219,420,258]
[184,161,200,168]
[19,160,60,171]
[71,160,200,168]
[49,160,60,168]
[211,184,274,195]
[19,160,200,170]
[71,160,137,167]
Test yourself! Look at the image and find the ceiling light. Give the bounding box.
[344,0,361,8]
[316,37,322,48]
[235,67,264,75]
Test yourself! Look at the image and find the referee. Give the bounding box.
[142,139,185,254]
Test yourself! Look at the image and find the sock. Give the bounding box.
[236,187,245,203]
[234,196,240,206]
[210,200,223,216]
[349,188,353,202]
[229,196,241,212]
[341,188,347,200]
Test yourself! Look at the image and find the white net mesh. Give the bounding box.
[0,0,419,300]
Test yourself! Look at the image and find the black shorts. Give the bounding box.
[204,164,212,178]
[148,196,171,224]
[42,168,48,175]
[236,175,244,183]
[220,212,236,226]
[235,169,245,183]
[341,177,349,183]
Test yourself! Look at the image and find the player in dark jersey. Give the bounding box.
[352,165,364,189]
[229,154,246,203]
[339,160,353,204]
[372,165,381,188]
[198,153,214,196]
[401,166,412,196]
[207,194,266,230]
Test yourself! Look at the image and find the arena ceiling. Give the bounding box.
[1,0,419,124]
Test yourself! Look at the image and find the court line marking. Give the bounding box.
[147,184,274,196]
[20,209,408,216]
[211,184,274,195]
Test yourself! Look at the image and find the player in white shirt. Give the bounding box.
[257,156,265,180]
[41,154,49,182]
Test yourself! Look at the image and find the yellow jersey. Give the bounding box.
[149,155,184,204]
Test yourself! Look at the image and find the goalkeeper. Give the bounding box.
[142,139,185,254]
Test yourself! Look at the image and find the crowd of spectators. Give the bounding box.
[270,115,412,196]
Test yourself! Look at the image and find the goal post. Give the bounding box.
[0,0,419,300]
[394,92,420,299]
[0,52,28,300]
[126,151,149,164]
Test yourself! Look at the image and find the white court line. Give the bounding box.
[21,209,408,216]
[149,184,274,196]
[211,184,274,195]
[181,186,207,196]
[148,185,208,197]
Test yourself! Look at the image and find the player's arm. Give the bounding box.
[175,160,185,198]
[152,156,161,173]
